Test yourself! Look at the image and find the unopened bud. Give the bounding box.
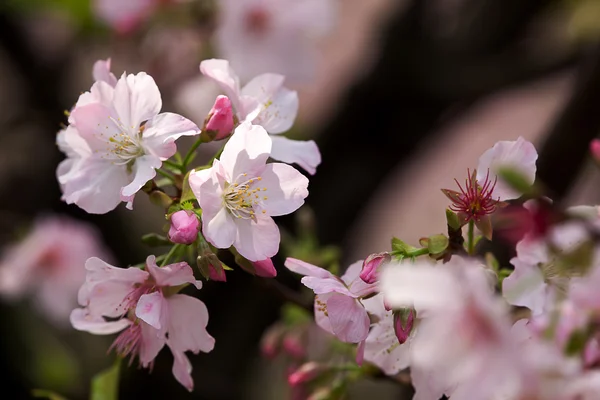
[252,258,277,278]
[393,308,415,344]
[168,210,199,245]
[282,334,305,359]
[260,323,285,358]
[196,252,226,282]
[359,252,391,284]
[591,139,600,163]
[201,95,234,142]
[288,362,323,387]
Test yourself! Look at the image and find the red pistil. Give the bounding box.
[443,169,499,222]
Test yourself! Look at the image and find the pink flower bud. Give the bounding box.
[201,95,234,142]
[591,139,600,162]
[168,210,199,245]
[207,262,227,282]
[393,308,415,344]
[359,252,391,284]
[252,258,277,278]
[287,362,323,387]
[282,335,305,359]
[260,324,285,359]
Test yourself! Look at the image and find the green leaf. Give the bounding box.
[180,172,196,204]
[90,360,121,400]
[427,234,449,255]
[148,191,174,209]
[391,237,419,254]
[445,209,461,230]
[565,329,589,356]
[141,233,171,247]
[31,389,69,400]
[496,167,534,196]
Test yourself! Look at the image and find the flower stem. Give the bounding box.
[155,168,176,182]
[182,137,204,170]
[160,244,181,267]
[162,159,183,172]
[467,220,475,256]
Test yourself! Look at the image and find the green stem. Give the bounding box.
[207,142,226,165]
[182,137,204,170]
[163,159,183,172]
[467,220,475,256]
[155,168,176,182]
[161,244,181,267]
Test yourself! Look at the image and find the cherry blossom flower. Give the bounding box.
[93,58,117,87]
[71,255,214,391]
[189,122,308,261]
[200,59,321,174]
[284,258,376,343]
[0,216,109,326]
[58,71,200,213]
[503,221,593,316]
[381,257,519,399]
[215,0,336,82]
[361,294,411,376]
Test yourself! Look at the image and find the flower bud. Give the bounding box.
[260,323,285,359]
[168,210,200,245]
[282,334,305,359]
[252,258,277,278]
[287,362,323,387]
[196,252,226,282]
[359,252,390,284]
[393,308,415,344]
[200,95,234,142]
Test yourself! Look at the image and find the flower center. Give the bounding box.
[102,117,145,165]
[449,169,499,222]
[109,322,143,364]
[222,173,268,220]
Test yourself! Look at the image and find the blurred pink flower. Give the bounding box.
[93,0,190,34]
[215,0,336,82]
[200,58,321,175]
[58,71,199,213]
[189,122,308,261]
[71,255,214,391]
[285,258,376,343]
[0,216,109,326]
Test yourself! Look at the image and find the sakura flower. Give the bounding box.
[0,216,109,326]
[58,71,200,213]
[284,258,376,343]
[71,255,214,391]
[93,58,118,87]
[200,59,321,174]
[93,0,189,34]
[503,221,593,316]
[215,0,336,82]
[361,294,411,376]
[381,257,519,399]
[189,122,308,261]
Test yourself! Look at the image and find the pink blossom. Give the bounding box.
[0,216,109,326]
[189,122,308,261]
[287,362,323,386]
[71,255,214,390]
[284,258,376,343]
[381,257,518,399]
[168,210,200,245]
[252,258,277,277]
[215,0,335,82]
[476,136,538,201]
[359,252,390,284]
[93,58,118,87]
[200,59,321,174]
[591,139,600,163]
[203,95,235,141]
[58,71,200,213]
[93,0,156,33]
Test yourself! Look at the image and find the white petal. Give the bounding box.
[204,207,237,250]
[244,81,298,134]
[503,258,547,315]
[136,291,166,329]
[120,155,161,198]
[284,257,335,279]
[259,163,308,216]
[233,216,280,262]
[166,294,215,353]
[145,256,201,289]
[199,59,242,113]
[113,72,162,130]
[270,136,321,175]
[70,308,131,334]
[93,58,118,87]
[219,122,271,179]
[142,112,200,160]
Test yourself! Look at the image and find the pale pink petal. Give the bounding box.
[93,58,118,87]
[136,291,166,329]
[145,256,202,289]
[503,258,547,315]
[341,260,363,285]
[190,163,225,217]
[199,59,242,112]
[252,258,277,277]
[84,257,148,287]
[233,216,280,262]
[259,163,308,216]
[85,280,136,318]
[326,293,369,343]
[61,157,129,214]
[363,313,410,375]
[269,136,321,175]
[477,137,538,201]
[166,294,215,353]
[314,293,334,335]
[284,258,335,279]
[120,155,161,198]
[113,72,162,130]
[219,122,271,179]
[300,276,353,297]
[139,320,166,367]
[204,207,237,249]
[70,103,122,151]
[245,83,298,133]
[70,308,131,334]
[170,347,194,391]
[142,112,200,160]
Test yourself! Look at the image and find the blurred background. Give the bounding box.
[1,0,600,399]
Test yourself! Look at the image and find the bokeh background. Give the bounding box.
[1,0,600,399]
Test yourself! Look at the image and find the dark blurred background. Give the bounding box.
[2,0,600,399]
